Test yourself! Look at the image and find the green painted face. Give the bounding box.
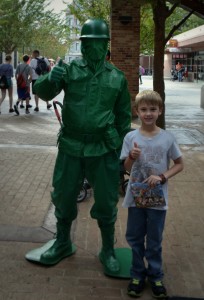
[81,38,108,62]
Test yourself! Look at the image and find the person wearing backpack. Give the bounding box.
[14,54,33,115]
[0,55,15,114]
[30,50,52,112]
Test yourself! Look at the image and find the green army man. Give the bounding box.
[26,19,131,274]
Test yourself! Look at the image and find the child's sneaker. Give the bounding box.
[127,278,145,297]
[150,281,168,298]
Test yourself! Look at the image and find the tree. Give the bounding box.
[144,0,197,128]
[0,0,70,57]
[66,0,204,128]
[140,5,154,55]
[166,8,204,36]
[21,13,71,59]
[139,0,204,128]
[68,0,110,24]
[140,3,204,56]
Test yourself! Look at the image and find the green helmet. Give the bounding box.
[80,19,110,40]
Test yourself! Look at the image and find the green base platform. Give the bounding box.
[25,242,131,278]
[102,248,132,279]
[25,239,76,264]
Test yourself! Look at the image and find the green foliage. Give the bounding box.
[166,7,204,36]
[140,1,204,55]
[0,0,71,57]
[140,3,154,55]
[64,0,204,56]
[68,0,110,24]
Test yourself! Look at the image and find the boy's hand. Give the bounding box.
[143,175,162,187]
[129,142,141,160]
[48,59,64,83]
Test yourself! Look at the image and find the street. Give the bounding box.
[0,77,204,299]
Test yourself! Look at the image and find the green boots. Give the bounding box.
[27,218,119,273]
[40,220,76,265]
[98,222,120,273]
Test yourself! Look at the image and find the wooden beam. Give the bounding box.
[168,0,204,17]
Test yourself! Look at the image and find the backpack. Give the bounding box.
[0,75,9,89]
[17,73,26,89]
[17,65,28,89]
[35,57,49,75]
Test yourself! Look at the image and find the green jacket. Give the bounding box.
[34,59,131,157]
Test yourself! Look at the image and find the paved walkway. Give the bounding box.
[0,78,204,300]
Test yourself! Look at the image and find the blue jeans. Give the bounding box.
[178,71,183,82]
[126,207,166,282]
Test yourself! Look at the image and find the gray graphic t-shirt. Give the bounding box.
[120,129,182,210]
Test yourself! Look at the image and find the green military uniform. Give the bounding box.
[34,58,131,223]
[30,19,131,273]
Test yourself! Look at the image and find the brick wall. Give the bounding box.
[111,0,140,116]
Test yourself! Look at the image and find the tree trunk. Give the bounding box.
[152,2,167,129]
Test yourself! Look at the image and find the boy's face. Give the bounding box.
[137,102,162,126]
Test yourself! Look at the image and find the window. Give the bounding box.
[76,43,79,51]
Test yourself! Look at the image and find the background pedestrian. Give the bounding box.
[0,55,14,114]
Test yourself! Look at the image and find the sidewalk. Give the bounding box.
[0,79,204,300]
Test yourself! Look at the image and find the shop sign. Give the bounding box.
[166,47,191,53]
[168,39,178,47]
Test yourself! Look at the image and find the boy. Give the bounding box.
[120,90,184,298]
[14,54,32,115]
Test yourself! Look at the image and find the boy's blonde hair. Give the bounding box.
[135,90,163,110]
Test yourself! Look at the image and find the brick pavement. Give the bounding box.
[0,80,204,299]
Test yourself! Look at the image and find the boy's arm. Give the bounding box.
[28,68,32,82]
[144,156,184,186]
[124,142,141,173]
[163,156,184,180]
[124,157,134,173]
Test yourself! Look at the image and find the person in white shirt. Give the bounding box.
[30,50,52,112]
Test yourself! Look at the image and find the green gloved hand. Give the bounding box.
[48,59,64,83]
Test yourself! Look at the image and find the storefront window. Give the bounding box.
[172,52,204,81]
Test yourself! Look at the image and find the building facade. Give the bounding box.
[164,25,204,81]
[65,7,82,64]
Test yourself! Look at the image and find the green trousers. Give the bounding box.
[51,150,120,225]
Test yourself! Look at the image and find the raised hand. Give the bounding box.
[48,59,64,83]
[129,142,141,161]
